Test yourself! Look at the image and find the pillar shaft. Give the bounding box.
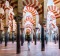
[41,26,45,51]
[16,21,20,54]
[35,29,37,45]
[0,30,2,44]
[41,2,45,51]
[57,25,60,49]
[4,27,8,46]
[11,20,14,43]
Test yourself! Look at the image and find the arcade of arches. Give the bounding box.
[0,0,60,41]
[0,0,60,55]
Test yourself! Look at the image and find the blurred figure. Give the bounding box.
[45,30,48,44]
[34,30,37,45]
[21,33,24,46]
[34,33,37,45]
[45,35,48,44]
[26,32,31,51]
[12,32,15,43]
[0,36,3,44]
[57,34,59,41]
[53,35,56,44]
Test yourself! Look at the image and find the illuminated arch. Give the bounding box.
[23,0,42,34]
[47,5,60,19]
[8,6,14,32]
[23,6,39,33]
[23,6,37,16]
[22,0,42,15]
[47,0,59,34]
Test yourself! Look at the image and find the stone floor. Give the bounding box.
[0,41,60,56]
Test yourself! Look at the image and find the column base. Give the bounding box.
[41,48,45,51]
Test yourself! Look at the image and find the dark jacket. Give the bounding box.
[26,34,31,42]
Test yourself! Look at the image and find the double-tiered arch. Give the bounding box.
[22,0,42,34]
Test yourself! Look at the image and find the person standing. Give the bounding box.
[26,32,31,51]
[54,35,56,44]
[21,33,24,46]
[34,33,37,45]
[33,30,37,45]
[45,35,48,44]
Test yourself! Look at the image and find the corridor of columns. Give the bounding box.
[0,0,60,56]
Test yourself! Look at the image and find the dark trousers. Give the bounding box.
[0,37,3,44]
[21,37,24,46]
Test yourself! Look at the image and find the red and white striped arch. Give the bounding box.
[24,24,33,31]
[8,6,14,32]
[0,0,16,32]
[23,6,39,26]
[24,16,35,25]
[23,6,38,16]
[0,1,5,9]
[0,0,17,9]
[47,5,60,18]
[51,23,55,28]
[47,11,57,33]
[23,2,40,34]
[0,7,4,30]
[22,0,42,15]
[53,0,60,4]
[24,21,33,34]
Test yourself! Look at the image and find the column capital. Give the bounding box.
[14,15,22,22]
[4,26,8,31]
[4,26,8,29]
[0,30,2,32]
[12,31,15,32]
[57,24,60,29]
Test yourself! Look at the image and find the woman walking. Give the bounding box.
[26,32,31,51]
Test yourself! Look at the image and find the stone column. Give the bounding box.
[14,16,22,54]
[16,21,20,54]
[41,2,45,51]
[4,27,8,46]
[0,30,2,44]
[12,31,15,43]
[41,26,45,51]
[20,28,24,46]
[58,25,60,49]
[11,19,15,43]
[0,19,2,44]
[35,30,37,45]
[34,28,37,45]
[4,1,10,46]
